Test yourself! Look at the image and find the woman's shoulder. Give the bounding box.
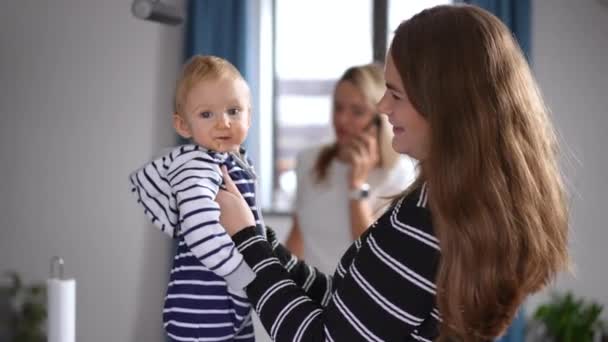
[296,144,328,161]
[295,144,332,170]
[388,183,436,242]
[361,182,439,269]
[399,182,429,210]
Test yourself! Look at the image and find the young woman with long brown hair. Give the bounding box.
[215,4,569,341]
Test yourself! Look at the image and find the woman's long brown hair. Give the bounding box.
[391,5,569,340]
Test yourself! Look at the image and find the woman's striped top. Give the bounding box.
[233,184,441,341]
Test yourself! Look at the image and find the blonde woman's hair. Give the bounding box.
[314,63,399,182]
[391,5,569,340]
[174,55,248,115]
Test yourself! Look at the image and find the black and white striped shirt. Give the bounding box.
[129,145,266,341]
[129,144,263,288]
[233,184,441,341]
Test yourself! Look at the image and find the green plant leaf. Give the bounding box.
[532,291,606,341]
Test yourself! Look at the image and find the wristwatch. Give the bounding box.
[349,183,370,200]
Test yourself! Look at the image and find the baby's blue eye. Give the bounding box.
[200,111,213,118]
[227,108,241,116]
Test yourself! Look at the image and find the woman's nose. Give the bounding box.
[377,94,391,115]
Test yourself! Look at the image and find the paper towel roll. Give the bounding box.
[47,278,76,342]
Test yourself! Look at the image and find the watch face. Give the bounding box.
[361,188,370,198]
[350,183,370,200]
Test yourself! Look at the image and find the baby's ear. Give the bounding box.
[173,114,192,138]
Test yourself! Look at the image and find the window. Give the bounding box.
[272,0,373,211]
[263,0,451,212]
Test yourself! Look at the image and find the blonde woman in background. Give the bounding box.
[285,63,417,273]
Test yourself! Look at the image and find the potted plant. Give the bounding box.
[530,291,607,342]
[0,271,46,342]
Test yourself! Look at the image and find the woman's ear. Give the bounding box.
[173,114,192,139]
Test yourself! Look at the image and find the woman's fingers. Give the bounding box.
[359,129,380,165]
[365,122,379,140]
[216,191,256,236]
[342,129,379,169]
[359,127,378,154]
[344,130,381,188]
[350,136,369,160]
[220,165,240,195]
[341,143,356,163]
[216,166,256,236]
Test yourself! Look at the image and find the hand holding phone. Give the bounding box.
[340,116,381,189]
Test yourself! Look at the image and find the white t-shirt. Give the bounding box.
[293,145,417,274]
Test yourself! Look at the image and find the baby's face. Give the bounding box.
[177,77,251,153]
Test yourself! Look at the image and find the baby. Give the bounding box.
[129,55,265,341]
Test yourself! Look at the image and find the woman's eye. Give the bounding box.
[227,108,241,116]
[200,111,213,118]
[391,92,402,100]
[352,107,365,116]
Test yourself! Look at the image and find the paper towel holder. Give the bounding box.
[50,256,65,280]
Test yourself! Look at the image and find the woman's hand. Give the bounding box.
[216,165,256,236]
[340,126,380,188]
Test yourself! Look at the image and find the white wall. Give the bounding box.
[0,1,183,341]
[528,0,608,314]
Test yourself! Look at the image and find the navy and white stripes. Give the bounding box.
[129,145,259,287]
[233,184,441,341]
[129,144,264,341]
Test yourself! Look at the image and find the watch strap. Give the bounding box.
[349,183,370,200]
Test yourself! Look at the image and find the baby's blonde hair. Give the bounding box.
[174,55,248,115]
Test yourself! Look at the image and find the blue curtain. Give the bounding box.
[168,3,252,341]
[498,309,526,342]
[183,0,257,155]
[184,0,249,75]
[460,0,531,62]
